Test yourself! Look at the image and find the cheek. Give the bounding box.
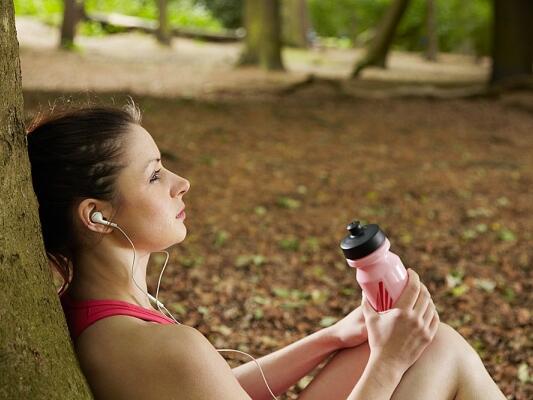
[123,195,167,233]
[120,189,183,250]
[139,197,179,234]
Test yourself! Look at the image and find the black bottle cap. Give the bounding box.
[340,220,386,260]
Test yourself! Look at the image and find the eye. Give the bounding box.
[149,168,161,183]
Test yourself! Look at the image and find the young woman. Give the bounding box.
[27,105,506,400]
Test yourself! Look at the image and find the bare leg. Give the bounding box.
[299,323,506,400]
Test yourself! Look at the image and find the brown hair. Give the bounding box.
[26,104,141,295]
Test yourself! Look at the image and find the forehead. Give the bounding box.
[124,124,159,160]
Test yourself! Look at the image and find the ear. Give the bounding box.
[77,198,115,234]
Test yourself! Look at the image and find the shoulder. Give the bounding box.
[78,317,212,366]
[78,319,251,399]
[145,323,252,399]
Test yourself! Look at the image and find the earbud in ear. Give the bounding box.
[90,211,118,228]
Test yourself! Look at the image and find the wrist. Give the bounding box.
[367,352,406,382]
[346,351,405,400]
[317,326,345,352]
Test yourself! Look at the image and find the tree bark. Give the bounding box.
[351,0,411,77]
[157,0,171,46]
[282,0,311,48]
[60,0,83,49]
[239,0,284,71]
[425,0,438,61]
[0,1,93,398]
[491,0,533,84]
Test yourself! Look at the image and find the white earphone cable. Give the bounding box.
[112,224,278,400]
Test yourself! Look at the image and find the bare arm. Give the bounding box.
[232,328,342,400]
[347,354,403,399]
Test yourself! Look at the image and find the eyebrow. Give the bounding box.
[144,157,161,171]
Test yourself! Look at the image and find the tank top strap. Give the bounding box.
[60,292,176,342]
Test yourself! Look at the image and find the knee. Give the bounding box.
[430,322,481,365]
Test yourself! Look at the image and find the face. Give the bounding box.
[111,124,190,252]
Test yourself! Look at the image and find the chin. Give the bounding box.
[174,228,187,244]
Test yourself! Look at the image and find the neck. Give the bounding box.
[67,238,156,310]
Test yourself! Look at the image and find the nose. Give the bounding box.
[171,174,190,198]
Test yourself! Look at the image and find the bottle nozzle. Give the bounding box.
[347,221,365,237]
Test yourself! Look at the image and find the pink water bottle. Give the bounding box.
[340,221,409,312]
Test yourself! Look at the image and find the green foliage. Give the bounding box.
[498,228,516,242]
[235,254,265,268]
[213,229,230,247]
[194,0,242,29]
[14,0,62,15]
[180,255,204,268]
[319,316,338,327]
[518,363,532,384]
[15,0,492,54]
[254,205,267,216]
[278,236,300,251]
[276,196,301,210]
[309,0,492,56]
[15,0,222,33]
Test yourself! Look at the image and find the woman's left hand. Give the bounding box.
[325,306,368,349]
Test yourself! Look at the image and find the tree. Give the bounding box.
[425,0,438,61]
[157,0,171,46]
[491,0,533,84]
[351,0,411,77]
[239,0,284,71]
[282,0,312,48]
[60,0,84,49]
[0,1,93,398]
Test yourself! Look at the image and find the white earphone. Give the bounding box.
[89,211,278,400]
[90,211,118,228]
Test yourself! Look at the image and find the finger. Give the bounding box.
[394,268,420,310]
[428,311,440,337]
[413,283,431,316]
[422,301,435,326]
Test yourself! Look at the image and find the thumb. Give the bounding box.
[361,292,377,317]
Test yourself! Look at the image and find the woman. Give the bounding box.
[27,104,506,400]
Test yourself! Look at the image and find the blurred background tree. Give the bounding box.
[238,0,284,70]
[281,0,311,48]
[351,0,411,77]
[491,0,532,84]
[14,0,531,80]
[60,0,85,48]
[16,0,493,55]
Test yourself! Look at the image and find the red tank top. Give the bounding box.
[60,292,176,342]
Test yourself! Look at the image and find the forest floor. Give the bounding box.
[18,16,533,400]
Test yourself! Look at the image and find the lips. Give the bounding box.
[176,207,186,218]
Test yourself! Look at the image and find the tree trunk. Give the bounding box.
[239,0,261,65]
[282,0,311,48]
[351,0,411,77]
[0,1,93,398]
[491,0,533,84]
[60,0,83,49]
[239,0,284,71]
[157,0,171,46]
[425,0,438,61]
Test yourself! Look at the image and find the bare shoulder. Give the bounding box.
[76,318,251,400]
[149,324,252,399]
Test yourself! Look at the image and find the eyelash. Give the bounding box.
[150,168,162,183]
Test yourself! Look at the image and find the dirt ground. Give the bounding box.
[18,17,532,400]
